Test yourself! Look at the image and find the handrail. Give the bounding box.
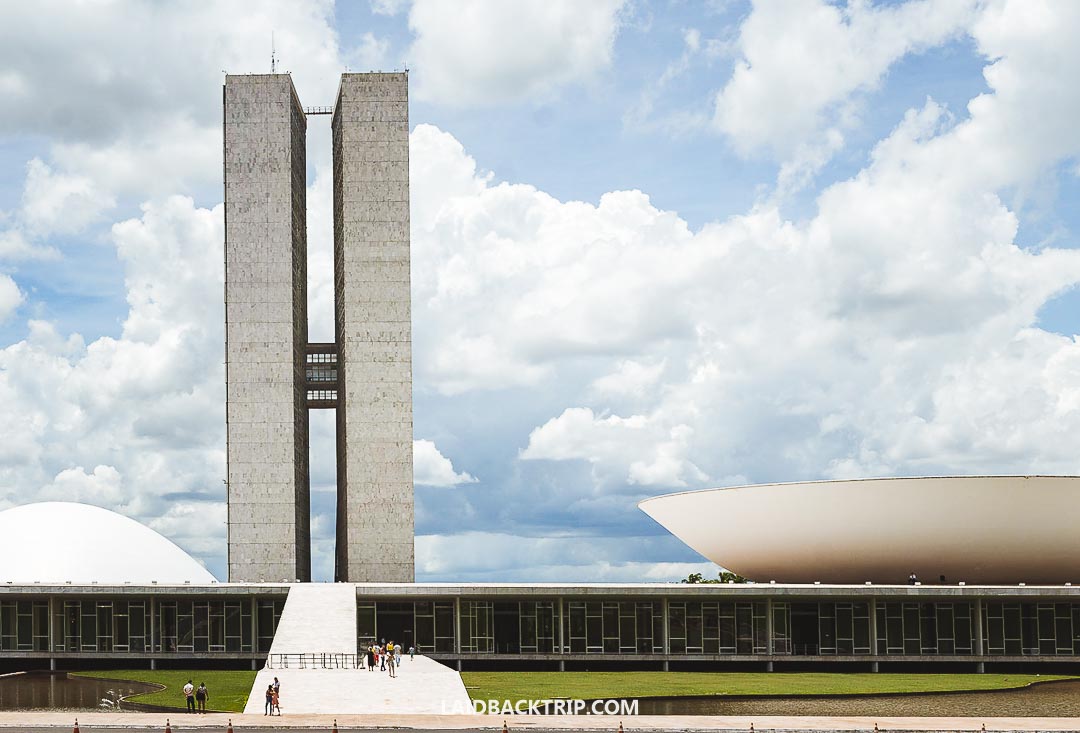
[267,652,384,669]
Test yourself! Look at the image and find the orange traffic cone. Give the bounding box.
[73,719,79,733]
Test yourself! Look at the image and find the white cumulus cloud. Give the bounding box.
[713,0,977,179]
[414,439,477,487]
[407,0,626,106]
[0,276,23,322]
[522,407,707,488]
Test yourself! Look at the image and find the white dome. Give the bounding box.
[0,502,216,583]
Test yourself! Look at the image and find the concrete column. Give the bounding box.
[49,658,56,671]
[766,661,774,672]
[976,600,984,656]
[869,597,878,657]
[662,597,670,672]
[557,597,565,656]
[149,595,156,654]
[150,658,157,671]
[871,661,879,673]
[662,598,670,655]
[47,596,54,653]
[250,597,258,659]
[766,598,774,655]
[454,597,462,655]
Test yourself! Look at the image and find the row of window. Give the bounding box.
[351,600,1080,657]
[0,599,284,654]
[8,598,1080,657]
[305,366,338,382]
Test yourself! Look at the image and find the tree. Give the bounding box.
[680,570,748,584]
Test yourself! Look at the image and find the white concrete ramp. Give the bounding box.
[265,583,357,653]
[243,584,474,715]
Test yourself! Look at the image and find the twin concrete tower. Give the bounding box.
[223,73,413,583]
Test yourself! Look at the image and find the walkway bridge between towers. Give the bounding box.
[243,583,473,715]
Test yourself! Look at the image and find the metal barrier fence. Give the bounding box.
[267,652,365,669]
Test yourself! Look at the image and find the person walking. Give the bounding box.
[387,648,396,678]
[183,680,195,713]
[271,686,281,716]
[366,643,375,671]
[380,645,387,671]
[409,644,415,660]
[195,682,209,713]
[264,684,274,716]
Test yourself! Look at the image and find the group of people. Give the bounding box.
[264,675,281,715]
[182,680,210,713]
[183,641,411,716]
[364,639,414,678]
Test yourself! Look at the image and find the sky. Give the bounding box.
[0,0,1078,583]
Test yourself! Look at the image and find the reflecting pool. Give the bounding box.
[0,672,157,711]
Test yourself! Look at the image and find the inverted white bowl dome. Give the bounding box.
[640,475,1080,585]
[0,502,215,583]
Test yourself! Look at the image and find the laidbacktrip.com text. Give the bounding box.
[444,699,640,715]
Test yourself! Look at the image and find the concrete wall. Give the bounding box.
[332,73,414,582]
[224,74,311,583]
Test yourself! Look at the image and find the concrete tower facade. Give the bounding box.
[224,72,413,583]
[332,73,414,582]
[224,74,311,583]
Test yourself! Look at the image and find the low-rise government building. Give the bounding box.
[4,581,1080,673]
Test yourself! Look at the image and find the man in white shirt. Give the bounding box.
[183,680,195,713]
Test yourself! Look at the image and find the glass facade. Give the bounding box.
[667,601,766,655]
[0,600,49,651]
[358,600,456,653]
[460,600,493,653]
[353,598,1080,659]
[563,601,663,654]
[0,596,285,655]
[413,600,456,653]
[11,593,1080,661]
[876,602,975,655]
[983,602,1080,656]
[520,601,556,653]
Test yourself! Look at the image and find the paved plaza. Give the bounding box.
[4,713,1080,731]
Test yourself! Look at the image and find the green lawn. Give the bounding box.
[74,670,258,713]
[461,672,1078,701]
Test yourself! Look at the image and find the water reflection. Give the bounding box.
[635,679,1080,717]
[0,672,157,711]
